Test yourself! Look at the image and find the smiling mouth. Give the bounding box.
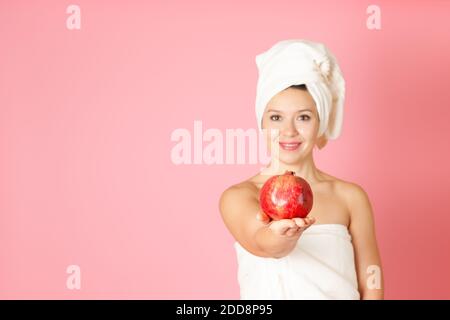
[279,142,301,151]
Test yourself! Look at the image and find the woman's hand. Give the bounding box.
[256,211,316,237]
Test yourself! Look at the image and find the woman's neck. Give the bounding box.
[260,156,323,184]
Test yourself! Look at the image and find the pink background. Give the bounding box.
[1,0,450,299]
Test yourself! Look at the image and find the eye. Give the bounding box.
[297,115,311,121]
[270,115,281,121]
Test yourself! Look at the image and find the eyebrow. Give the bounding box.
[267,108,313,113]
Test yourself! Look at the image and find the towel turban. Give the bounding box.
[255,39,345,142]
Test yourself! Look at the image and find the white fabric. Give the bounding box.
[255,39,345,140]
[234,224,360,300]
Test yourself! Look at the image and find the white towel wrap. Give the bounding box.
[234,224,360,300]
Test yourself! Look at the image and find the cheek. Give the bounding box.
[264,130,277,146]
[295,121,318,137]
[263,128,280,150]
[297,127,309,137]
[262,116,272,129]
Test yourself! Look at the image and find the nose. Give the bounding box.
[281,119,299,137]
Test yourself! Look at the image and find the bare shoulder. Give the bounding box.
[219,180,258,205]
[333,179,373,222]
[315,170,354,195]
[315,170,370,211]
[337,180,370,204]
[218,177,260,226]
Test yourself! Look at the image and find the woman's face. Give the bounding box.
[261,87,320,164]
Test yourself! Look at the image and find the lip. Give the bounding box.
[279,142,301,151]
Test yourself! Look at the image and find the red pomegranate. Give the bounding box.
[259,170,313,220]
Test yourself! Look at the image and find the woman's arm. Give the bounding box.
[345,183,384,300]
[219,184,314,258]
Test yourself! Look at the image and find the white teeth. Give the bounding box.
[279,142,300,149]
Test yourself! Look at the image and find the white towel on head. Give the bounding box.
[255,39,345,141]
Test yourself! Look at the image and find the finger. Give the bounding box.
[285,228,298,237]
[286,222,300,236]
[293,218,305,228]
[276,219,297,228]
[302,219,316,231]
[286,219,298,230]
[284,221,299,234]
[305,216,316,226]
[284,222,300,236]
[268,221,281,232]
[270,223,289,235]
[269,219,295,235]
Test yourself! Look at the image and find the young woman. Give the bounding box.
[219,40,383,300]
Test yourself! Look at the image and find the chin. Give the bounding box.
[278,153,303,164]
